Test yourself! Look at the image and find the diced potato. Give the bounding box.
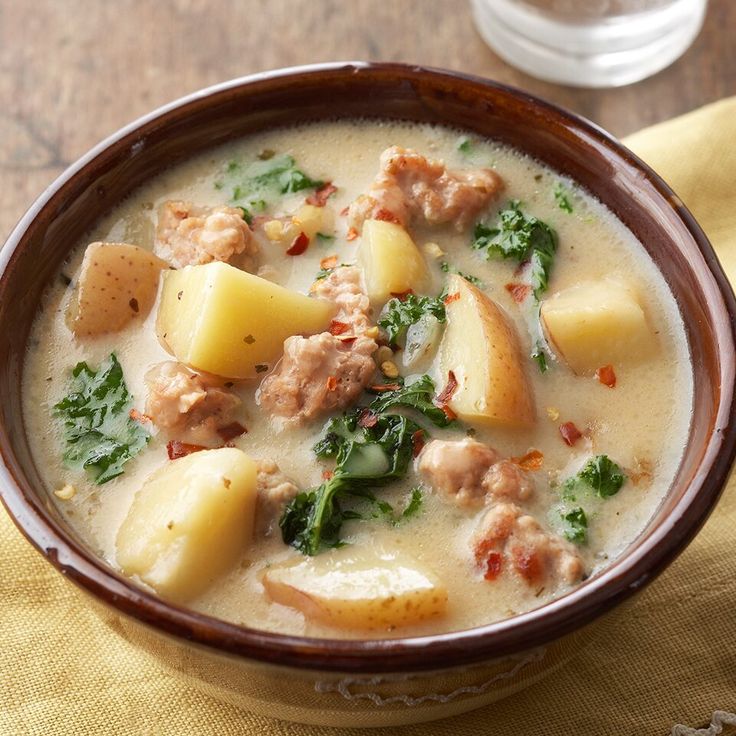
[438,274,535,427]
[540,279,654,375]
[265,205,333,247]
[262,547,447,630]
[67,242,167,337]
[116,448,257,602]
[156,261,335,378]
[358,220,429,303]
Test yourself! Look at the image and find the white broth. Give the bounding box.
[22,119,692,638]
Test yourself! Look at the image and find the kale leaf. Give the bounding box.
[438,260,483,287]
[368,374,453,428]
[562,455,626,500]
[53,354,149,484]
[218,153,323,208]
[560,507,588,544]
[472,200,558,299]
[378,293,446,344]
[554,183,573,213]
[280,414,423,555]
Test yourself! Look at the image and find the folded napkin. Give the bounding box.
[2,98,735,736]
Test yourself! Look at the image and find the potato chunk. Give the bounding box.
[156,261,335,379]
[116,448,257,602]
[67,242,167,337]
[540,279,654,374]
[262,548,447,630]
[358,219,429,303]
[438,274,535,427]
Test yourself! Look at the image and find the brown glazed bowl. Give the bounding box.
[1,63,735,728]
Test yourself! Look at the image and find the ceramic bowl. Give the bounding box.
[1,63,735,728]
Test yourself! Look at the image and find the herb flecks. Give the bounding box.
[560,507,587,544]
[53,354,149,484]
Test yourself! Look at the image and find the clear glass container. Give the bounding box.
[471,0,708,87]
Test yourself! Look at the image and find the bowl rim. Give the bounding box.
[2,61,735,674]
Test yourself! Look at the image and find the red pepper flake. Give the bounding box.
[390,289,414,301]
[329,319,350,336]
[326,375,338,391]
[443,292,461,306]
[129,408,151,424]
[338,336,357,346]
[346,227,358,241]
[511,449,544,471]
[411,429,426,458]
[436,370,459,405]
[306,182,337,207]
[596,364,617,388]
[286,231,310,256]
[559,421,583,447]
[322,469,334,481]
[474,540,503,581]
[504,282,531,304]
[358,408,379,428]
[374,208,402,224]
[320,254,338,270]
[339,206,349,217]
[369,382,402,392]
[217,422,247,443]
[167,440,206,460]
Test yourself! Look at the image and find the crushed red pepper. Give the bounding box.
[443,292,461,306]
[504,282,531,304]
[325,375,338,391]
[346,227,358,241]
[596,364,617,388]
[216,422,247,443]
[559,421,583,447]
[329,320,350,336]
[511,449,544,471]
[166,440,206,460]
[320,254,338,270]
[306,182,337,207]
[411,429,426,458]
[286,231,310,256]
[374,208,402,224]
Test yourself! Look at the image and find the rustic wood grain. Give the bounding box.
[1,0,734,240]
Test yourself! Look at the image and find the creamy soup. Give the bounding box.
[23,120,692,639]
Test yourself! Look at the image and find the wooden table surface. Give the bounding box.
[1,0,734,240]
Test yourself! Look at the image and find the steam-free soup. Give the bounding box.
[23,120,692,638]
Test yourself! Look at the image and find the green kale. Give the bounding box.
[316,232,335,243]
[372,486,424,525]
[554,183,573,213]
[531,344,548,373]
[563,455,626,500]
[472,200,558,299]
[315,262,350,281]
[280,414,423,555]
[53,354,149,484]
[457,137,472,154]
[438,260,483,287]
[368,374,453,428]
[560,507,588,544]
[219,153,324,207]
[378,293,446,344]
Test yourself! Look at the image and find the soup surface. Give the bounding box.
[23,119,692,639]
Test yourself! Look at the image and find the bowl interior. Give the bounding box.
[1,63,734,673]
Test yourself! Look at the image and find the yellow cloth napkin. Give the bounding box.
[2,98,736,736]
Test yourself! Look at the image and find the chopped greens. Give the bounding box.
[53,354,149,484]
[373,487,424,525]
[368,375,453,428]
[457,137,472,154]
[280,414,424,555]
[563,455,626,500]
[472,200,558,299]
[531,344,548,373]
[554,183,573,213]
[315,262,350,281]
[560,507,588,544]
[316,232,335,243]
[217,153,324,209]
[378,293,446,344]
[438,260,483,287]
